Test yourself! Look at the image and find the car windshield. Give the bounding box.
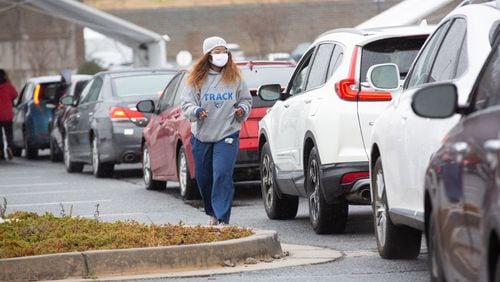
[241,66,294,107]
[112,73,175,97]
[360,36,428,82]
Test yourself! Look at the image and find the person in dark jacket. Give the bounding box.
[0,69,18,160]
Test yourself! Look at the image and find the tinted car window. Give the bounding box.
[327,45,344,78]
[240,66,293,89]
[473,44,500,110]
[306,43,334,89]
[361,36,428,82]
[159,73,183,112]
[80,77,103,104]
[173,76,187,107]
[406,21,451,89]
[240,66,294,108]
[455,36,468,78]
[289,49,314,95]
[39,82,64,103]
[429,18,467,83]
[73,80,89,99]
[112,73,175,97]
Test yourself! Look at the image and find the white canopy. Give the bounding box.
[357,0,456,29]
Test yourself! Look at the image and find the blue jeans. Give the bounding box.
[190,131,239,224]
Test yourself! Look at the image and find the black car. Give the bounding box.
[49,75,92,162]
[61,68,176,177]
[413,31,500,281]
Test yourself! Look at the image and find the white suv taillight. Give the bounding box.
[335,46,392,102]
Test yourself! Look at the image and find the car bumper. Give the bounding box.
[320,161,370,204]
[98,122,143,164]
[234,149,260,181]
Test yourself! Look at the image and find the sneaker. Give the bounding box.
[218,221,228,227]
[207,216,218,226]
[6,147,13,160]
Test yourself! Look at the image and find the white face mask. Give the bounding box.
[210,53,229,67]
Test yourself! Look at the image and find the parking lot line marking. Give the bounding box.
[0,190,85,197]
[9,199,112,207]
[0,176,42,180]
[0,182,64,188]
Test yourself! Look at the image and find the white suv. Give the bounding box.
[257,25,433,234]
[368,1,500,259]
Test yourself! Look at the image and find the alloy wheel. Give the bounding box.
[64,136,71,168]
[375,169,387,248]
[178,150,188,197]
[308,157,320,224]
[92,138,99,175]
[261,153,275,210]
[142,146,152,187]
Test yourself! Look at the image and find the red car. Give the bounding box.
[137,61,294,200]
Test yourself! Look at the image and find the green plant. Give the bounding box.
[0,212,253,259]
[77,61,103,75]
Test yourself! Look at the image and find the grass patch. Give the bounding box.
[0,211,253,259]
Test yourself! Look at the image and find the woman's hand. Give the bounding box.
[196,108,208,120]
[234,107,245,118]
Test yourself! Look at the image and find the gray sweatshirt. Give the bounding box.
[181,70,252,142]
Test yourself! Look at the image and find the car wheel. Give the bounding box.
[49,137,62,162]
[24,130,38,159]
[429,208,445,281]
[11,146,22,157]
[142,144,166,190]
[178,145,199,201]
[64,135,83,173]
[92,137,114,178]
[372,156,422,259]
[494,253,500,282]
[260,142,298,219]
[307,146,348,234]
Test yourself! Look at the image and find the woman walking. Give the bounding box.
[181,36,252,225]
[0,69,18,160]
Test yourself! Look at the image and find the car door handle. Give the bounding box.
[89,112,94,116]
[304,99,311,104]
[284,104,290,108]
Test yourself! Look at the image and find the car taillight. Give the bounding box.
[34,84,41,105]
[109,106,145,121]
[335,46,392,102]
[341,171,369,184]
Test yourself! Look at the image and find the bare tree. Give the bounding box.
[24,39,55,76]
[239,3,289,58]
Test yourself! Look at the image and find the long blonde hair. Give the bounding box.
[187,52,241,91]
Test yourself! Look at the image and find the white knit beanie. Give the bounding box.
[203,36,227,54]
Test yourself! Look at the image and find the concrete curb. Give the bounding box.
[0,229,281,281]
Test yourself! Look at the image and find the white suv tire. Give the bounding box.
[307,146,348,234]
[260,142,298,219]
[372,157,421,259]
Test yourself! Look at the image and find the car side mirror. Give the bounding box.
[60,96,75,106]
[411,83,458,118]
[258,84,282,101]
[367,63,400,91]
[136,100,156,113]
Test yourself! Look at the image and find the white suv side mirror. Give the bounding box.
[366,63,400,91]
